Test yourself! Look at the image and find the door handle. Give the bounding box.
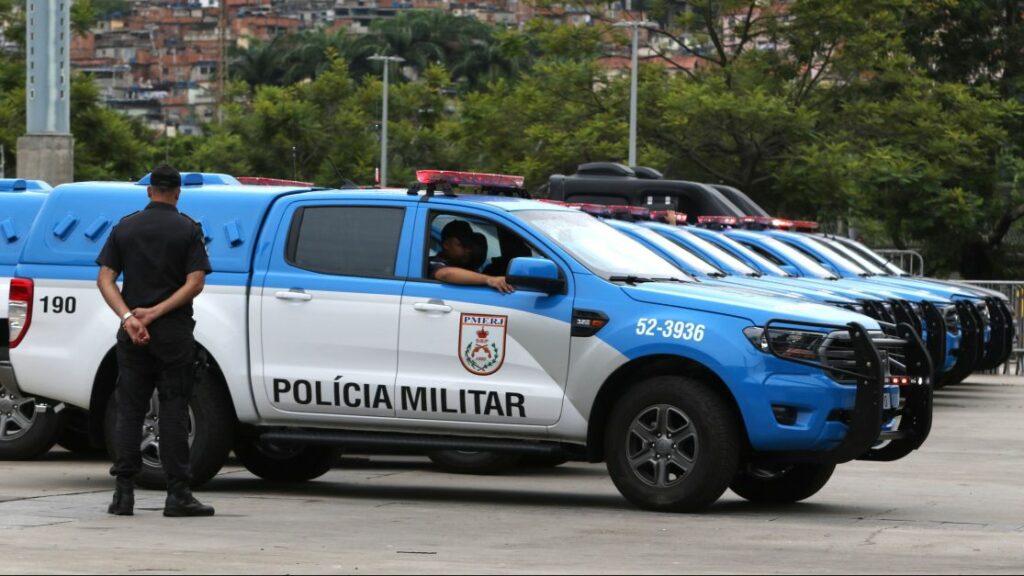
[414,302,453,313]
[275,290,313,302]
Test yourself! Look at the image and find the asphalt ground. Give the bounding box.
[1,375,1022,574]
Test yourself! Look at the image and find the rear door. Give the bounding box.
[255,199,413,424]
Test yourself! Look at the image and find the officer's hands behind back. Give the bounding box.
[124,316,150,346]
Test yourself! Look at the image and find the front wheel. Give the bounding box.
[730,462,836,503]
[235,437,339,483]
[605,375,741,512]
[0,385,64,460]
[104,367,235,490]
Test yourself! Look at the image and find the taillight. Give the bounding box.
[9,278,33,348]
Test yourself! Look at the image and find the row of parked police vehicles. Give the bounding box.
[0,163,1013,512]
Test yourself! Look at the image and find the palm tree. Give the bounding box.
[230,36,291,87]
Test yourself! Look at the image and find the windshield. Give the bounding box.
[519,210,691,281]
[788,235,871,276]
[624,225,723,277]
[734,235,838,279]
[697,231,790,277]
[834,237,907,275]
[813,237,888,275]
[670,228,760,276]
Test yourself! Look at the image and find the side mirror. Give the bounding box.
[507,257,565,294]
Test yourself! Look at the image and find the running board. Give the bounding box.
[259,429,581,457]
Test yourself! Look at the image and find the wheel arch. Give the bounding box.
[87,341,237,449]
[584,354,749,462]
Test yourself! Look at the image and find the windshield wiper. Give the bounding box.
[609,275,655,284]
[707,271,728,278]
[746,272,763,278]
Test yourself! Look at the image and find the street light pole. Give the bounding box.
[368,55,405,188]
[614,21,656,167]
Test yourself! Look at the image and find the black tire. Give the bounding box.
[605,375,741,512]
[0,384,65,460]
[427,450,522,475]
[56,407,100,454]
[730,462,836,503]
[104,366,235,490]
[519,454,570,468]
[234,437,339,483]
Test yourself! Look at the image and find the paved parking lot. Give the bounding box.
[2,375,1023,574]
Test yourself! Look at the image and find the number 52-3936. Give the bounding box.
[635,318,705,342]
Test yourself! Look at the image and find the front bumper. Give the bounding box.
[977,297,1013,370]
[760,320,933,464]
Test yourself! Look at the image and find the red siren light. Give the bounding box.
[792,220,820,231]
[697,215,739,227]
[416,170,525,189]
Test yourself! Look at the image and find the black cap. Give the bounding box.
[150,165,181,189]
[441,220,474,243]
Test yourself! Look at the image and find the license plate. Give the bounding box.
[883,387,900,410]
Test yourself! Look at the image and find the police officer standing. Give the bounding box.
[96,165,215,517]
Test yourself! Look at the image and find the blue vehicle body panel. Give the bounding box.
[1,188,50,268]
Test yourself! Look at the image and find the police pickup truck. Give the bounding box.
[2,170,933,512]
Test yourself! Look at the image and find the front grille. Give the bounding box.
[819,330,906,383]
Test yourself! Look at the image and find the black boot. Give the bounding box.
[163,480,215,517]
[107,477,135,516]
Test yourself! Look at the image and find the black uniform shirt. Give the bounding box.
[96,202,212,337]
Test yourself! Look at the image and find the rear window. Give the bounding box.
[287,206,405,278]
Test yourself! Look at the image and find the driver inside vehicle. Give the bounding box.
[430,220,515,294]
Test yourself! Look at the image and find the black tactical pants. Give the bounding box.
[110,332,195,484]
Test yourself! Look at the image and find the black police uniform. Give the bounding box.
[96,202,211,486]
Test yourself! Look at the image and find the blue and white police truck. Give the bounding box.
[0,179,65,459]
[1,170,933,511]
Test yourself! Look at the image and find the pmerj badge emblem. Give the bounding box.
[459,313,508,376]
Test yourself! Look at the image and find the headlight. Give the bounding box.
[943,305,961,334]
[744,326,826,360]
[975,301,990,324]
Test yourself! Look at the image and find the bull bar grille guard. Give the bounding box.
[760,318,933,464]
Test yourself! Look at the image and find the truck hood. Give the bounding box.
[622,282,881,329]
[836,278,952,304]
[723,276,857,304]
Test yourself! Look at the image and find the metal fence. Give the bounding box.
[964,281,1024,375]
[875,249,925,276]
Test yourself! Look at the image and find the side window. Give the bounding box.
[426,212,545,279]
[287,206,405,278]
[787,243,828,265]
[743,242,785,266]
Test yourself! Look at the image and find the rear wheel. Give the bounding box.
[730,462,836,503]
[0,384,64,460]
[427,450,522,475]
[104,366,235,490]
[605,375,741,512]
[235,437,339,483]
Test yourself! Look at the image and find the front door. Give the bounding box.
[395,207,574,427]
[257,201,413,423]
